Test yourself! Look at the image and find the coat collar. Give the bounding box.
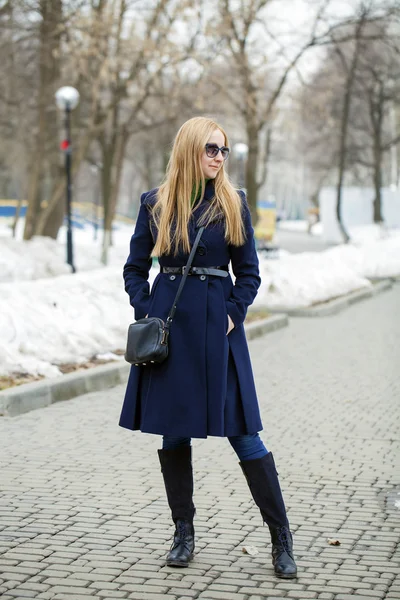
[203,179,215,202]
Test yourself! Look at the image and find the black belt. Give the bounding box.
[161,266,229,278]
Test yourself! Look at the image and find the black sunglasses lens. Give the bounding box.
[221,147,229,160]
[206,144,219,158]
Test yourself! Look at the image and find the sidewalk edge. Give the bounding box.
[265,279,393,317]
[0,314,288,418]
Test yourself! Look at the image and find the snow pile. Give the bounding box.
[324,236,400,280]
[0,236,71,282]
[256,251,371,309]
[0,223,134,281]
[0,266,157,378]
[349,224,395,244]
[255,234,400,309]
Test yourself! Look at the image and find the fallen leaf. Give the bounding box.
[242,545,259,556]
[327,538,341,546]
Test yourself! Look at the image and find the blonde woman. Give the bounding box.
[119,117,297,578]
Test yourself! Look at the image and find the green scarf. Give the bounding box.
[191,179,210,206]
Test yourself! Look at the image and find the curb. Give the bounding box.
[263,279,393,318]
[0,361,130,418]
[0,314,288,418]
[244,312,288,340]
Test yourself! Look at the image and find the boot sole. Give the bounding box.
[166,554,194,568]
[275,571,297,579]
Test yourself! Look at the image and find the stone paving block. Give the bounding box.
[97,592,128,598]
[353,590,387,598]
[115,571,167,582]
[240,585,285,596]
[50,586,95,595]
[181,575,214,585]
[53,595,98,600]
[43,577,92,588]
[287,592,318,599]
[17,582,51,592]
[40,557,73,565]
[4,590,38,598]
[275,581,306,591]
[84,561,132,570]
[0,572,31,583]
[335,597,381,600]
[197,592,247,600]
[248,597,286,600]
[124,593,177,600]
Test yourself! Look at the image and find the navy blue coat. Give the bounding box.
[119,180,263,438]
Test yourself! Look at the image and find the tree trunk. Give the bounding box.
[370,90,384,224]
[41,110,65,238]
[23,0,62,240]
[101,130,128,265]
[245,125,260,226]
[335,16,367,244]
[23,120,46,240]
[100,144,113,260]
[11,198,24,238]
[373,141,383,223]
[41,184,66,238]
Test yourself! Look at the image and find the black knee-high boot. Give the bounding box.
[158,445,195,567]
[240,452,297,578]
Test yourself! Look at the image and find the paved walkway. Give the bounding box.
[274,229,334,254]
[1,286,399,600]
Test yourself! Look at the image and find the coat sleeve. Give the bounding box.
[226,192,261,327]
[123,193,155,321]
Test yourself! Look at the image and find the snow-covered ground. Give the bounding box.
[1,219,399,378]
[0,221,134,281]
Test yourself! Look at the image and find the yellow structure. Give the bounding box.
[254,199,276,242]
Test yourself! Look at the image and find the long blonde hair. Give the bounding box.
[151,116,245,257]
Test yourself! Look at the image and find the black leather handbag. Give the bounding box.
[125,227,204,366]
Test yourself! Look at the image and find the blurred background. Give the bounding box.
[0,0,399,256]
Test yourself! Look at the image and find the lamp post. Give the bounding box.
[233,142,249,191]
[55,86,80,273]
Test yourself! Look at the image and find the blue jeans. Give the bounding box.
[162,433,268,461]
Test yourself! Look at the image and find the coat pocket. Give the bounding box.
[147,274,161,317]
[133,289,151,321]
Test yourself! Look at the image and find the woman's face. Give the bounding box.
[200,129,226,179]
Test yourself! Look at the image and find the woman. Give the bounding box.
[119,116,297,579]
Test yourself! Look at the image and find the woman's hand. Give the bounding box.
[227,315,234,335]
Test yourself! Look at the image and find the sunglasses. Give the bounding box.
[205,143,230,161]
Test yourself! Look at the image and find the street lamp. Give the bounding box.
[233,142,249,191]
[55,86,80,273]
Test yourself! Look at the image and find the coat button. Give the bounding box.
[197,247,205,256]
[169,275,176,281]
[200,275,206,281]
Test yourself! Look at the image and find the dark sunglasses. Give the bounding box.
[205,143,230,161]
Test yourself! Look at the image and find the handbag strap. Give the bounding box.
[164,226,204,331]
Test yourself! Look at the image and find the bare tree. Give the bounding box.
[349,27,400,223]
[204,0,336,223]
